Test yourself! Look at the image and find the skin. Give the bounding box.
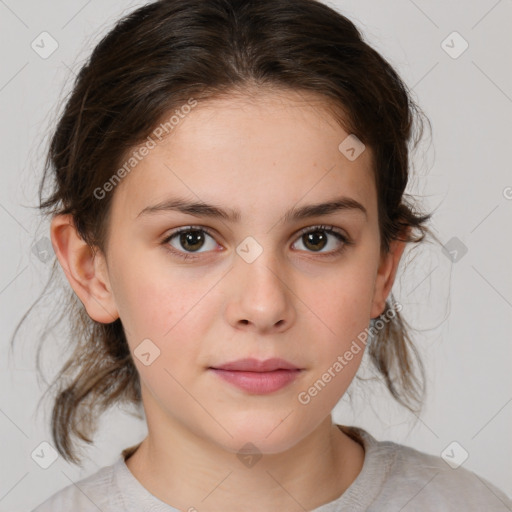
[50,88,408,511]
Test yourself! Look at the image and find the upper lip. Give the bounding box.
[210,358,301,372]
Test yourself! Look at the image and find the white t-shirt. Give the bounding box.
[32,424,512,511]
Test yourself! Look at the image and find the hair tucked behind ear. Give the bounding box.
[12,0,440,464]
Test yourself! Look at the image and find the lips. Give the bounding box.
[210,357,300,372]
[208,358,303,394]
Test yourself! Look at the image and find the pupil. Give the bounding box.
[181,230,204,251]
[305,231,326,251]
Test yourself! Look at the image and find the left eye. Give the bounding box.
[292,225,349,254]
[162,224,351,260]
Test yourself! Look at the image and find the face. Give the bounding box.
[82,89,399,454]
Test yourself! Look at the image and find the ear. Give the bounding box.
[50,214,119,323]
[370,230,409,319]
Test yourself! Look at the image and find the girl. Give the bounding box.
[24,0,511,510]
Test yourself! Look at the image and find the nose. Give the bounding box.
[225,244,296,334]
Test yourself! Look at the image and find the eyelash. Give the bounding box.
[161,224,354,261]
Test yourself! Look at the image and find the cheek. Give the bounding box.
[312,267,376,340]
[295,277,374,414]
[124,279,206,410]
[109,250,200,339]
[112,263,220,395]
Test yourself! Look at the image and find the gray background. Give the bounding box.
[1,0,511,510]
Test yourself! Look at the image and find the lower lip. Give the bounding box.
[209,369,302,394]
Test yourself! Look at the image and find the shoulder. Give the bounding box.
[361,430,512,511]
[31,459,121,512]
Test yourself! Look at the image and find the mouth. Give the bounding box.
[210,357,301,372]
[208,358,303,394]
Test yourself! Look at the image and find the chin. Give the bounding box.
[206,414,311,455]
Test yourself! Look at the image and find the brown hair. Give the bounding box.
[13,0,440,464]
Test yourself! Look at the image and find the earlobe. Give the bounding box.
[50,214,119,323]
[370,233,409,319]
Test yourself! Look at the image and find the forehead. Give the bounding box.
[109,89,376,223]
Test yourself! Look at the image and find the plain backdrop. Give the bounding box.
[1,0,511,510]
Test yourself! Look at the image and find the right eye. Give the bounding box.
[161,226,220,260]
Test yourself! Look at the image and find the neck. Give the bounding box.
[125,414,365,511]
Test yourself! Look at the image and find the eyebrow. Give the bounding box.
[136,196,367,222]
